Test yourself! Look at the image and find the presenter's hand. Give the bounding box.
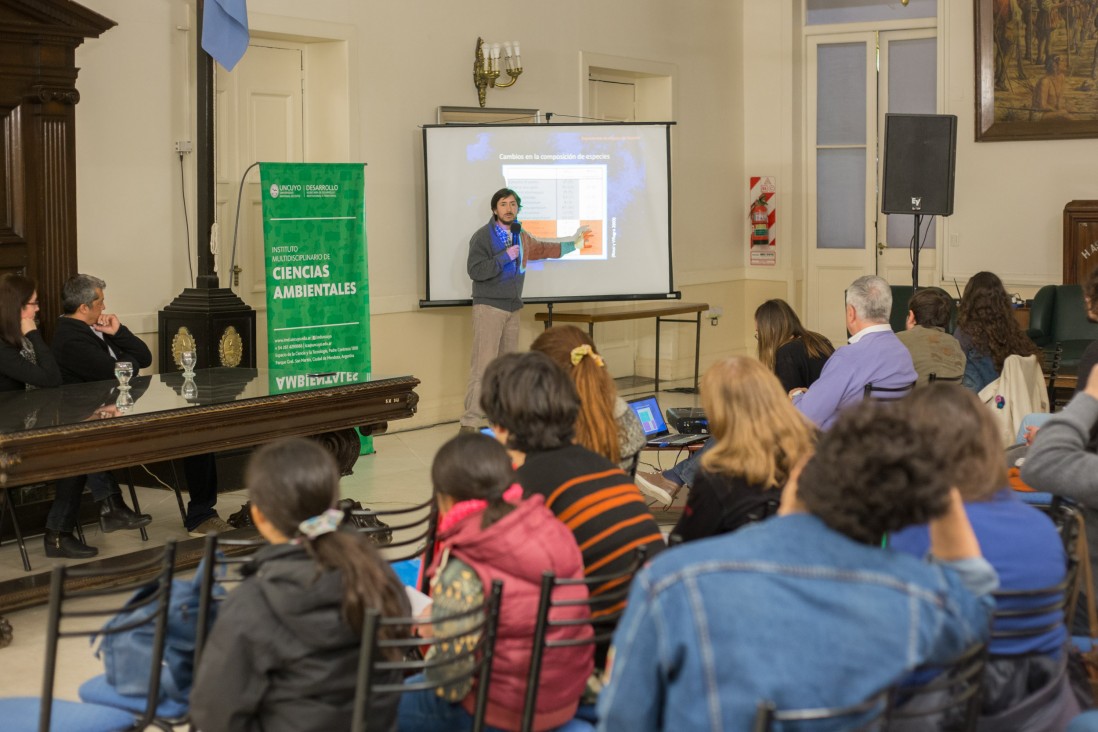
[94,314,121,336]
[574,225,593,248]
[505,245,520,261]
[20,316,37,335]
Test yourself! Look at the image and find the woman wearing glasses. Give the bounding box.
[0,273,61,391]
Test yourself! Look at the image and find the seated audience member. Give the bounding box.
[754,298,834,392]
[790,274,917,429]
[954,271,1038,392]
[634,297,833,502]
[890,384,1073,725]
[1023,366,1098,610]
[896,287,966,386]
[399,434,593,732]
[1073,267,1098,392]
[530,326,645,473]
[191,437,409,732]
[44,274,152,558]
[671,357,814,543]
[0,274,61,392]
[597,399,996,732]
[480,351,665,623]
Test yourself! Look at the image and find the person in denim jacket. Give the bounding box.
[597,399,996,732]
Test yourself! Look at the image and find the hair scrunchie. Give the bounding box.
[297,507,344,540]
[570,344,605,367]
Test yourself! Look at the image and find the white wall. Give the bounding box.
[72,0,745,425]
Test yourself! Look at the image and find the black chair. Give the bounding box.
[352,579,503,732]
[1037,498,1083,567]
[928,372,963,384]
[0,469,147,573]
[520,546,648,732]
[348,497,436,570]
[991,577,1072,646]
[887,642,987,732]
[863,381,917,400]
[193,533,267,671]
[752,688,891,732]
[0,541,178,732]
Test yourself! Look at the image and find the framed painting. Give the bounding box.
[976,0,1098,141]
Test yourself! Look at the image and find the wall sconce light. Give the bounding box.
[473,37,522,108]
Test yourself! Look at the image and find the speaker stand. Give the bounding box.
[911,213,923,290]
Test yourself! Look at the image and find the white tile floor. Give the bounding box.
[0,380,700,721]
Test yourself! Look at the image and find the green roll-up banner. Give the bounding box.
[259,162,372,453]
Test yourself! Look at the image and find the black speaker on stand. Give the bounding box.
[881,113,957,289]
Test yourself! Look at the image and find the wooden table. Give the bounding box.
[535,302,709,393]
[0,368,420,611]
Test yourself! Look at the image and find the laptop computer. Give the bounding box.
[627,395,710,448]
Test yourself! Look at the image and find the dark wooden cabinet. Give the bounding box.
[0,0,114,337]
[1063,200,1098,286]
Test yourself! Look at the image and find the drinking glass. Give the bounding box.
[180,350,197,376]
[115,390,134,413]
[114,361,133,391]
[181,376,198,401]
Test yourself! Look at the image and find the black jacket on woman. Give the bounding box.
[0,331,61,391]
[774,338,830,392]
[672,470,780,543]
[190,543,407,732]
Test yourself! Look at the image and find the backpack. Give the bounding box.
[93,558,224,703]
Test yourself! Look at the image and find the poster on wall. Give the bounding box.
[749,176,776,267]
[259,162,372,448]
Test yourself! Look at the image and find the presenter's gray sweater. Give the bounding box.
[466,218,564,312]
[1021,392,1098,596]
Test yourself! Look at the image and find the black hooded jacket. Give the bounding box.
[190,543,406,732]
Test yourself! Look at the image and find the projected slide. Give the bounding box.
[422,123,673,304]
[502,164,607,259]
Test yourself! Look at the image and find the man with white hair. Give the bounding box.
[790,275,916,429]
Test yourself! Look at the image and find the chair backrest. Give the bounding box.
[624,451,641,479]
[193,533,267,671]
[928,372,963,384]
[1027,285,1056,347]
[752,688,891,732]
[863,380,916,400]
[39,541,177,732]
[888,642,987,731]
[348,497,436,570]
[1051,285,1098,343]
[521,546,649,732]
[352,579,503,732]
[991,575,1071,645]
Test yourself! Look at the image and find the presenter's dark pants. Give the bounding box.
[182,453,219,531]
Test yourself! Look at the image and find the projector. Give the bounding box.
[665,407,708,435]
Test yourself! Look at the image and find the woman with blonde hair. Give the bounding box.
[530,325,645,470]
[671,357,815,542]
[754,299,834,392]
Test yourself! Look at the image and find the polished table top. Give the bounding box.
[0,368,420,486]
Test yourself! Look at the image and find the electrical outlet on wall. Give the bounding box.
[706,306,723,325]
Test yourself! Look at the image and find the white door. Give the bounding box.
[805,30,937,344]
[215,43,305,365]
[876,30,939,287]
[806,32,878,344]
[589,77,636,123]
